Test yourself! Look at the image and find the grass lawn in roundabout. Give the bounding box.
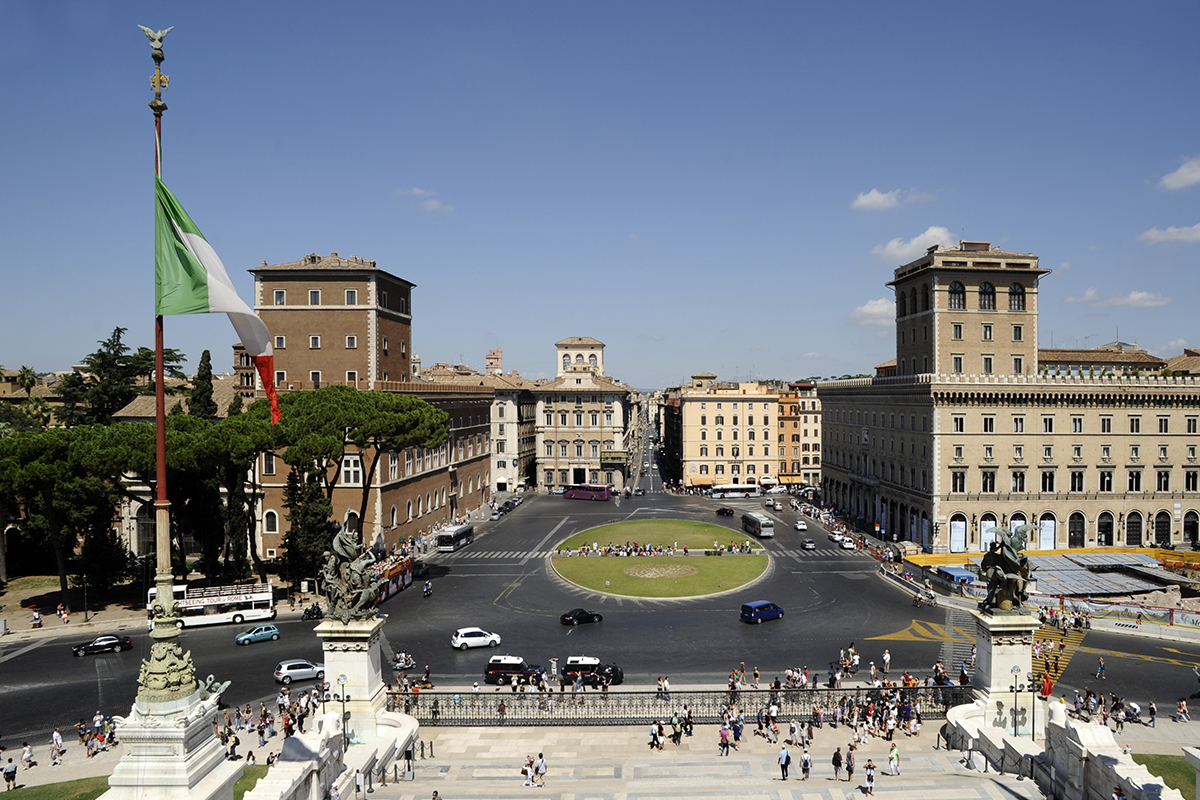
[551,519,768,598]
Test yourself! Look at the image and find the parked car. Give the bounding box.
[549,487,566,495]
[236,624,281,645]
[451,627,502,650]
[559,608,603,626]
[561,655,624,686]
[483,654,544,685]
[739,601,785,624]
[73,634,133,657]
[801,538,817,550]
[273,659,325,684]
[794,520,808,531]
[490,510,502,520]
[716,507,735,517]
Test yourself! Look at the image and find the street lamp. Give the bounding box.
[1009,665,1024,737]
[1028,671,1038,742]
[334,673,352,748]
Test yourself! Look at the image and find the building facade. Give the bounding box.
[820,240,1200,553]
[533,338,637,491]
[776,382,822,489]
[666,372,779,489]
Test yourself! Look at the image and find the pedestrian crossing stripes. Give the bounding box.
[433,548,864,561]
[777,547,869,558]
[1034,625,1086,682]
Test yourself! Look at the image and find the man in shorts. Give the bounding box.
[3,758,17,790]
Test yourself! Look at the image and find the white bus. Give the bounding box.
[741,512,775,538]
[148,583,276,628]
[710,483,762,499]
[437,523,476,552]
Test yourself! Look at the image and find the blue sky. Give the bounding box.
[2,2,1198,390]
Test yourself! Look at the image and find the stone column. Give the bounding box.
[315,617,388,741]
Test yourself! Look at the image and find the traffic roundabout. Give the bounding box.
[550,519,768,598]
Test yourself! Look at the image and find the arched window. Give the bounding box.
[345,512,359,533]
[921,284,930,311]
[390,506,397,527]
[588,354,597,367]
[1039,512,1056,549]
[898,292,907,316]
[1009,283,1026,311]
[700,429,707,440]
[980,513,998,550]
[1126,511,1142,546]
[562,354,570,371]
[407,500,413,521]
[1068,512,1085,548]
[949,512,967,553]
[1098,511,1114,546]
[417,497,423,517]
[264,510,278,533]
[948,281,966,310]
[910,288,918,314]
[1155,510,1172,545]
[1185,511,1198,542]
[979,282,996,310]
[575,354,584,363]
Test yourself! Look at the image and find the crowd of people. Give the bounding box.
[556,540,756,557]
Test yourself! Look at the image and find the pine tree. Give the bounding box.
[189,350,218,420]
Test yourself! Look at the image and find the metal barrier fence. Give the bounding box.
[386,686,972,727]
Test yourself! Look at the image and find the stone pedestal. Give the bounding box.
[315,617,388,741]
[970,607,1039,736]
[101,690,242,800]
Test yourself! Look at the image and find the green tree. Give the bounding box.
[129,346,188,395]
[282,466,336,592]
[16,366,36,398]
[57,328,140,426]
[189,350,218,420]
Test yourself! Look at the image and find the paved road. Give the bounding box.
[2,489,1199,746]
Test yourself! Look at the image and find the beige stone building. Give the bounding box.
[776,382,822,489]
[820,241,1200,553]
[664,373,779,489]
[533,338,637,490]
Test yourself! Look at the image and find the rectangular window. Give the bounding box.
[544,442,553,456]
[346,371,357,384]
[1188,417,1198,434]
[984,445,994,460]
[952,415,964,433]
[982,324,993,341]
[590,444,598,457]
[1102,444,1111,461]
[954,445,964,459]
[1041,471,1055,492]
[1013,416,1025,433]
[1131,444,1140,460]
[1015,445,1024,461]
[341,456,362,486]
[495,440,506,453]
[575,444,583,457]
[274,289,286,305]
[389,451,398,481]
[590,412,598,426]
[1044,445,1053,461]
[345,289,357,305]
[1128,470,1142,492]
[981,471,996,493]
[952,355,963,374]
[544,413,553,426]
[274,335,286,349]
[605,412,613,425]
[951,471,966,493]
[1013,325,1023,341]
[1129,416,1141,434]
[1070,471,1083,492]
[346,335,357,349]
[309,289,320,305]
[1043,416,1054,434]
[263,452,276,475]
[982,416,995,433]
[560,443,568,457]
[1160,445,1169,461]
[1073,445,1082,460]
[309,371,321,389]
[982,356,993,374]
[1011,471,1025,492]
[1099,471,1113,492]
[310,335,321,349]
[952,323,963,340]
[1157,471,1171,491]
[1101,416,1112,433]
[1159,416,1170,434]
[1013,356,1024,374]
[274,370,285,387]
[1072,416,1083,433]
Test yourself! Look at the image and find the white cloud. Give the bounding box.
[1138,223,1200,244]
[629,233,641,241]
[871,225,956,262]
[1061,287,1171,308]
[802,351,823,358]
[393,187,436,196]
[851,188,933,211]
[419,199,455,213]
[1160,157,1200,190]
[1151,338,1189,357]
[849,298,896,326]
[1059,261,1071,271]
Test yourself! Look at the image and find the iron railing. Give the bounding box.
[386,686,972,727]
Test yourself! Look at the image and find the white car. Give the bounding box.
[840,538,856,550]
[827,531,843,542]
[773,502,783,511]
[794,520,808,531]
[451,627,502,650]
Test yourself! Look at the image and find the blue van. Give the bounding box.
[740,601,784,624]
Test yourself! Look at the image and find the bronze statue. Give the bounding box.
[979,524,1037,612]
[321,523,387,623]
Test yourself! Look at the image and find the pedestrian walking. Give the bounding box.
[882,649,890,676]
[1096,657,1106,680]
[534,752,548,787]
[889,743,899,775]
[1149,701,1157,728]
[19,744,33,771]
[522,754,535,786]
[865,759,876,795]
[846,744,855,783]
[801,748,811,780]
[778,745,791,780]
[831,747,843,781]
[1173,698,1190,723]
[3,758,17,790]
[719,726,731,756]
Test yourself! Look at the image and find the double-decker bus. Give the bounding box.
[372,553,414,603]
[148,583,276,628]
[741,512,775,538]
[437,523,476,552]
[711,483,762,499]
[562,484,612,501]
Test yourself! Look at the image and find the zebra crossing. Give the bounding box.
[775,547,871,559]
[433,547,868,562]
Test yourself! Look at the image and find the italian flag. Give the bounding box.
[155,176,281,423]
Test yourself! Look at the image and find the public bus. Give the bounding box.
[371,553,414,602]
[711,483,762,499]
[148,583,276,628]
[437,523,476,552]
[561,484,612,501]
[741,512,775,538]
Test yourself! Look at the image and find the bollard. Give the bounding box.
[379,761,387,787]
[366,770,374,794]
[429,739,435,758]
[419,740,425,759]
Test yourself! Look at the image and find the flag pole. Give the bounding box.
[139,24,197,702]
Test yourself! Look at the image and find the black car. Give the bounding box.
[73,634,133,657]
[500,501,515,513]
[716,507,735,516]
[560,608,603,626]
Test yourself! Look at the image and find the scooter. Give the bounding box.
[302,603,324,621]
[422,582,432,598]
[392,654,416,671]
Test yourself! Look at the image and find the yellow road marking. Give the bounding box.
[867,620,974,643]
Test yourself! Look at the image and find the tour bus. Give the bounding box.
[710,483,762,499]
[372,553,414,602]
[437,523,476,552]
[561,484,612,501]
[148,583,276,628]
[741,512,775,538]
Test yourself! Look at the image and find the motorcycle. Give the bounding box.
[422,582,432,598]
[302,603,324,621]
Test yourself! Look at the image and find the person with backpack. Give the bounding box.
[832,747,843,781]
[778,744,791,780]
[801,748,812,780]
